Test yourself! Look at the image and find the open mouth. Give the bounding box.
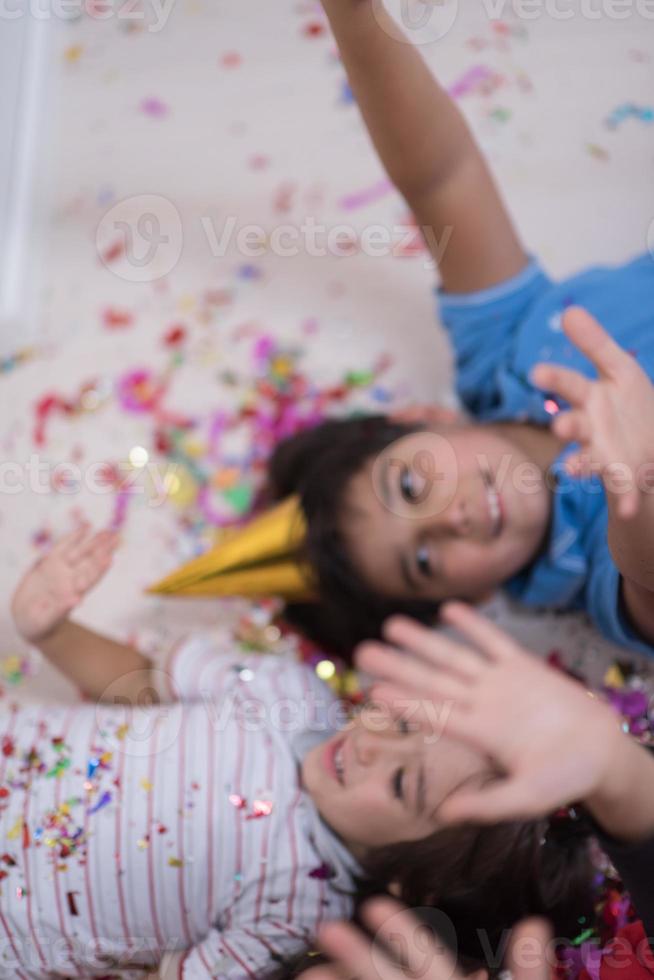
[481,466,504,539]
[324,737,346,786]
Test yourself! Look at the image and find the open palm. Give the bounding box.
[12,526,118,644]
[357,602,624,824]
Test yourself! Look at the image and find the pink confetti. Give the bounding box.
[140,97,169,119]
[447,65,495,100]
[338,178,393,212]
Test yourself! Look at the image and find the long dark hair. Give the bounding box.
[270,814,595,978]
[268,416,438,659]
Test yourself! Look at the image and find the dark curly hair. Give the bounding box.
[270,812,596,978]
[268,416,439,659]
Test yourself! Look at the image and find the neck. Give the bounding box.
[491,421,565,474]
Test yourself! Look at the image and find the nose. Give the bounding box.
[353,726,408,768]
[425,495,469,537]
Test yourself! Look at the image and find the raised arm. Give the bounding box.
[321,0,528,292]
[11,526,156,705]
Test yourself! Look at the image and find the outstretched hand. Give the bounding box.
[11,525,119,644]
[301,897,552,980]
[532,306,654,520]
[357,602,624,825]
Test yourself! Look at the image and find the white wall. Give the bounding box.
[0,15,54,356]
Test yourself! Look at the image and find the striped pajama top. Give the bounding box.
[0,632,359,979]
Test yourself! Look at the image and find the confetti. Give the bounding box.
[605,103,654,129]
[338,179,393,212]
[102,307,134,330]
[141,97,169,118]
[87,791,112,815]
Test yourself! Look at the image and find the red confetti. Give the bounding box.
[221,51,242,68]
[0,787,10,799]
[163,325,187,347]
[246,799,274,820]
[100,239,125,264]
[67,891,79,916]
[228,794,247,810]
[1,737,14,758]
[102,307,134,330]
[303,21,326,37]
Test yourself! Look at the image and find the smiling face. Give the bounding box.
[301,709,491,854]
[340,424,553,603]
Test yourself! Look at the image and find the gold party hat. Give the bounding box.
[147,495,314,600]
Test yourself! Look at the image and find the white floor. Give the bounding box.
[1,0,654,702]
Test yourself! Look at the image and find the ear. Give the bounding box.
[391,404,463,427]
[387,881,402,898]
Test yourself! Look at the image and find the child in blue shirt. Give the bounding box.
[267,0,654,658]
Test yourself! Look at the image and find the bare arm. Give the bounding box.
[35,620,156,706]
[321,0,528,292]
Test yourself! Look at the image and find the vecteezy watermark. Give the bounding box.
[371,431,461,521]
[370,435,654,522]
[0,454,179,506]
[96,200,452,283]
[372,905,462,979]
[97,195,184,283]
[370,0,654,44]
[200,215,450,268]
[0,933,185,973]
[0,0,177,31]
[372,0,460,44]
[482,0,654,19]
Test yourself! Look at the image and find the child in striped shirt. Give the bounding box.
[7,526,593,978]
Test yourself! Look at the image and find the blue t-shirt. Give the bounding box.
[437,252,654,655]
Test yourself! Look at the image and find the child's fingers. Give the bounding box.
[362,898,460,980]
[58,524,92,560]
[530,363,590,408]
[562,306,629,380]
[437,777,541,826]
[551,409,592,445]
[381,616,486,680]
[357,643,474,702]
[615,485,642,521]
[439,602,520,664]
[564,451,598,480]
[74,529,117,562]
[508,919,552,980]
[317,920,402,980]
[369,683,473,738]
[64,526,102,564]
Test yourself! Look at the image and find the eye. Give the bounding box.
[416,544,432,578]
[399,465,426,503]
[392,767,405,801]
[397,718,410,735]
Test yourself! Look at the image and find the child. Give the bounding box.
[302,602,654,980]
[359,602,654,976]
[262,0,654,658]
[5,529,593,979]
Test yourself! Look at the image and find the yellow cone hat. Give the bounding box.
[147,495,315,601]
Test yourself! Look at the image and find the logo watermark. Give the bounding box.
[0,0,177,31]
[96,197,453,282]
